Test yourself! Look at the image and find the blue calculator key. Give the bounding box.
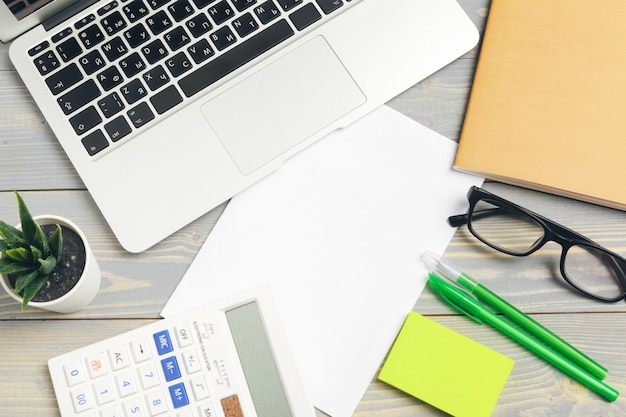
[169,382,190,409]
[161,356,181,381]
[153,330,173,355]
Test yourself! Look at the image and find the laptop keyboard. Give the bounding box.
[28,0,352,157]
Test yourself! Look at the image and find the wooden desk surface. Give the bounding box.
[2,1,626,416]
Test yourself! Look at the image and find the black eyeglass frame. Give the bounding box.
[449,186,626,302]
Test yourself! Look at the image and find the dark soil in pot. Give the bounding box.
[9,224,86,302]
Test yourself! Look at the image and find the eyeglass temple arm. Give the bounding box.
[448,208,502,227]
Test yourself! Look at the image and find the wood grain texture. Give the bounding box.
[3,0,626,416]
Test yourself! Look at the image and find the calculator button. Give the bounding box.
[63,360,86,386]
[190,375,210,401]
[70,386,94,413]
[109,345,131,370]
[101,405,123,417]
[131,337,153,363]
[93,379,116,405]
[197,401,216,417]
[160,356,182,381]
[146,389,169,415]
[116,369,139,397]
[174,323,194,347]
[123,397,147,417]
[168,382,190,409]
[176,410,194,417]
[153,330,174,355]
[182,349,202,374]
[86,352,108,378]
[138,362,160,389]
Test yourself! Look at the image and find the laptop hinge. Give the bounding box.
[43,0,100,31]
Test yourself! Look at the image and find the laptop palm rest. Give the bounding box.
[201,36,366,175]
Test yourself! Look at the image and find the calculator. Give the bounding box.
[48,285,316,417]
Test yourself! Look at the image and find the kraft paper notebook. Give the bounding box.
[454,0,626,210]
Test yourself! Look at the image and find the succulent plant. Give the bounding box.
[0,191,63,310]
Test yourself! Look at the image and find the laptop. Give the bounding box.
[4,0,478,252]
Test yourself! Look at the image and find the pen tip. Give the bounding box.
[421,251,441,271]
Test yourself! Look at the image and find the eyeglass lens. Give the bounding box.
[563,245,626,301]
[469,197,626,301]
[469,198,545,255]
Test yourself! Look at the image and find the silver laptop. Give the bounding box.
[4,0,478,252]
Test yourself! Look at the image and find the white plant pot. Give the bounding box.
[1,215,101,313]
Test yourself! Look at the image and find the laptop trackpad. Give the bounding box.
[201,36,366,175]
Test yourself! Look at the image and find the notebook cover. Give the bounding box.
[454,0,626,210]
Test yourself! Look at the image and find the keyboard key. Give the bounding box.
[165,52,193,77]
[142,39,169,64]
[105,115,133,142]
[146,10,173,35]
[79,50,107,75]
[193,0,218,8]
[148,0,171,9]
[168,0,195,22]
[209,25,237,51]
[119,52,147,77]
[254,0,281,24]
[28,40,49,57]
[98,1,120,16]
[276,0,301,11]
[232,0,257,12]
[97,66,124,91]
[175,322,194,347]
[164,26,192,51]
[208,0,235,25]
[45,63,83,95]
[33,50,60,75]
[187,39,214,64]
[179,19,294,97]
[57,79,101,115]
[186,13,213,38]
[82,130,110,155]
[143,65,170,90]
[79,24,105,49]
[98,92,126,118]
[121,79,148,104]
[101,11,128,36]
[150,85,183,114]
[56,37,83,62]
[127,102,155,128]
[232,12,259,38]
[316,0,343,14]
[123,0,151,22]
[124,23,152,48]
[182,349,202,374]
[75,14,96,30]
[289,3,321,30]
[102,36,129,61]
[69,106,102,135]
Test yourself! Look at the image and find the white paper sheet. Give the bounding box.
[161,106,483,417]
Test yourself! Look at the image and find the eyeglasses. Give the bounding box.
[449,186,626,302]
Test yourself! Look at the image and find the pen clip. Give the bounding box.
[428,273,484,324]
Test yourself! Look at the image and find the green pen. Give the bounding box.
[422,251,608,381]
[428,274,619,402]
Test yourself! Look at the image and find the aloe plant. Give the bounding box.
[0,191,63,310]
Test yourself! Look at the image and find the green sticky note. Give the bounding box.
[379,312,514,417]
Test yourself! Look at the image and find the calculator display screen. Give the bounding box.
[226,301,294,417]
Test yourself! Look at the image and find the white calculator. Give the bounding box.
[48,285,316,417]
